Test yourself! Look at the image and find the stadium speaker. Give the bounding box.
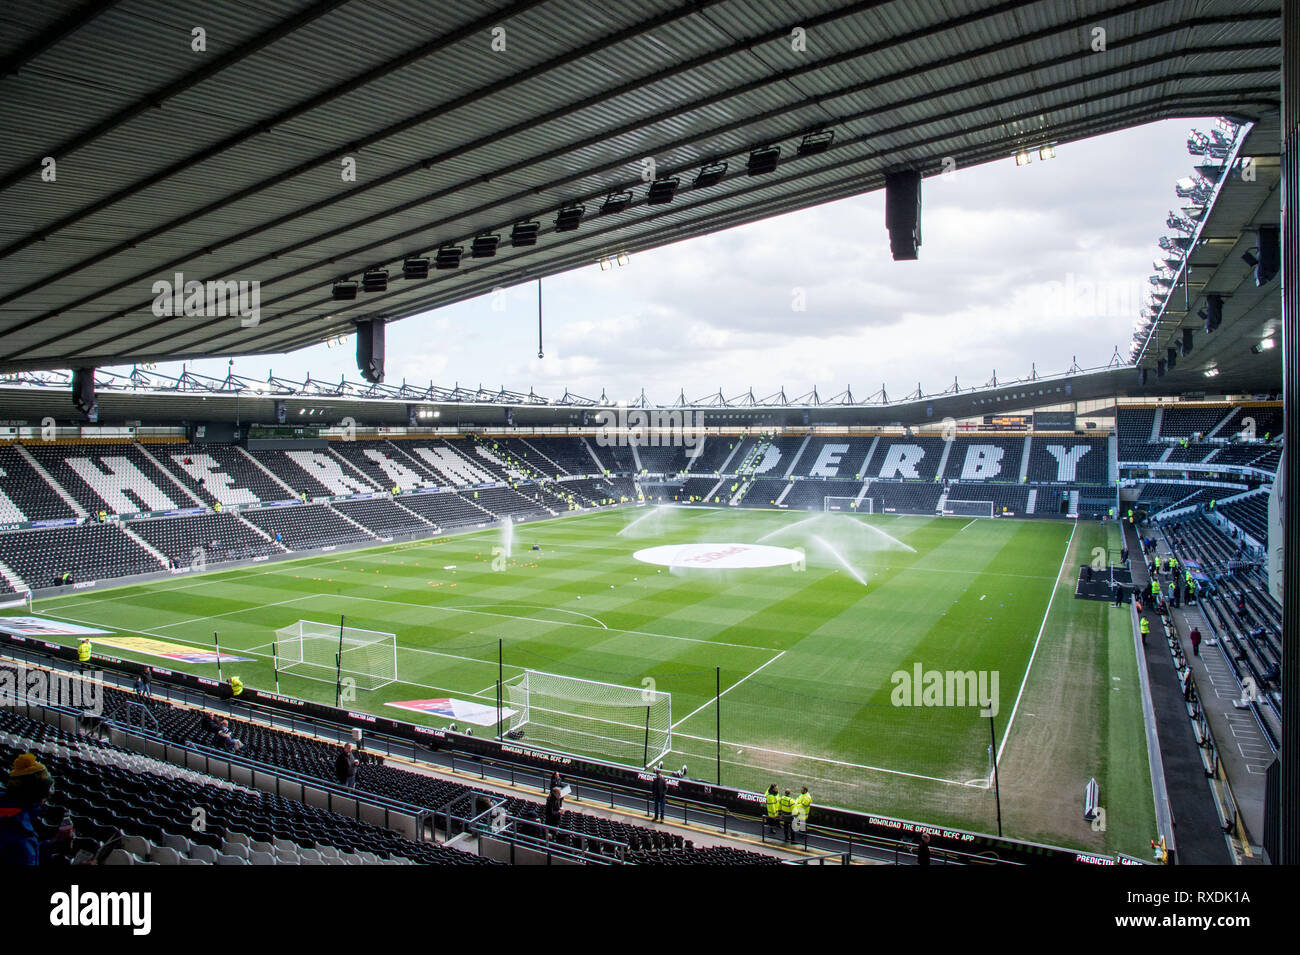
[71,367,97,419]
[1203,294,1223,333]
[275,400,286,424]
[1166,347,1177,370]
[884,170,922,260]
[1255,225,1279,285]
[356,319,385,383]
[407,404,418,426]
[1180,327,1194,357]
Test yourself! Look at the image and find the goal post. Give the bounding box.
[505,670,672,768]
[942,499,996,518]
[824,495,872,514]
[273,619,397,691]
[0,590,32,612]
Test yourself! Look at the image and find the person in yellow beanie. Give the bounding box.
[0,753,66,865]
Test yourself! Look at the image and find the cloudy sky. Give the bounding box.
[138,117,1208,404]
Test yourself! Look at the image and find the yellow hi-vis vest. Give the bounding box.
[1140,618,1150,636]
[778,793,795,814]
[795,792,812,818]
[230,676,243,697]
[765,790,780,817]
[77,640,92,663]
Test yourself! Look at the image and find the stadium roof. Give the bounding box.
[0,0,1283,376]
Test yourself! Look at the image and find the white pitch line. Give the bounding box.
[671,650,785,729]
[322,591,780,653]
[956,518,979,532]
[141,594,312,633]
[671,731,974,788]
[995,521,1078,769]
[451,603,609,630]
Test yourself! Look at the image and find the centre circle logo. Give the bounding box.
[632,543,802,569]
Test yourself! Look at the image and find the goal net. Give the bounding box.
[505,670,672,768]
[942,499,996,518]
[273,620,397,691]
[824,495,872,514]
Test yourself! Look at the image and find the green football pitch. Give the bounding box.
[17,505,1155,854]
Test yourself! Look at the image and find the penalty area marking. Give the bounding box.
[671,730,975,789]
[994,520,1079,771]
[670,650,785,729]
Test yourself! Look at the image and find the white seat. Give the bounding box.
[103,849,137,866]
[121,835,151,857]
[221,841,250,860]
[215,854,248,865]
[248,851,276,865]
[225,831,251,848]
[298,849,323,864]
[250,840,275,855]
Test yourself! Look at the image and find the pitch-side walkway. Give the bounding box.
[1124,523,1233,864]
[1148,533,1271,857]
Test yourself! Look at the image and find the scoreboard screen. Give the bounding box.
[983,414,1031,429]
[1033,411,1077,431]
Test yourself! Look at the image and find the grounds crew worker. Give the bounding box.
[77,637,92,671]
[778,788,796,842]
[1140,617,1150,644]
[764,784,780,834]
[794,786,812,835]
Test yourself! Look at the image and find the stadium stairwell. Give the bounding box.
[783,434,812,477]
[0,557,27,593]
[13,444,87,517]
[728,434,774,505]
[235,446,299,500]
[130,443,207,508]
[115,523,170,571]
[235,511,291,551]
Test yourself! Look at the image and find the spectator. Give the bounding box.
[916,832,931,866]
[0,754,69,865]
[1190,627,1202,657]
[335,743,359,789]
[214,718,242,752]
[650,769,667,823]
[764,783,780,835]
[544,786,564,832]
[134,669,152,700]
